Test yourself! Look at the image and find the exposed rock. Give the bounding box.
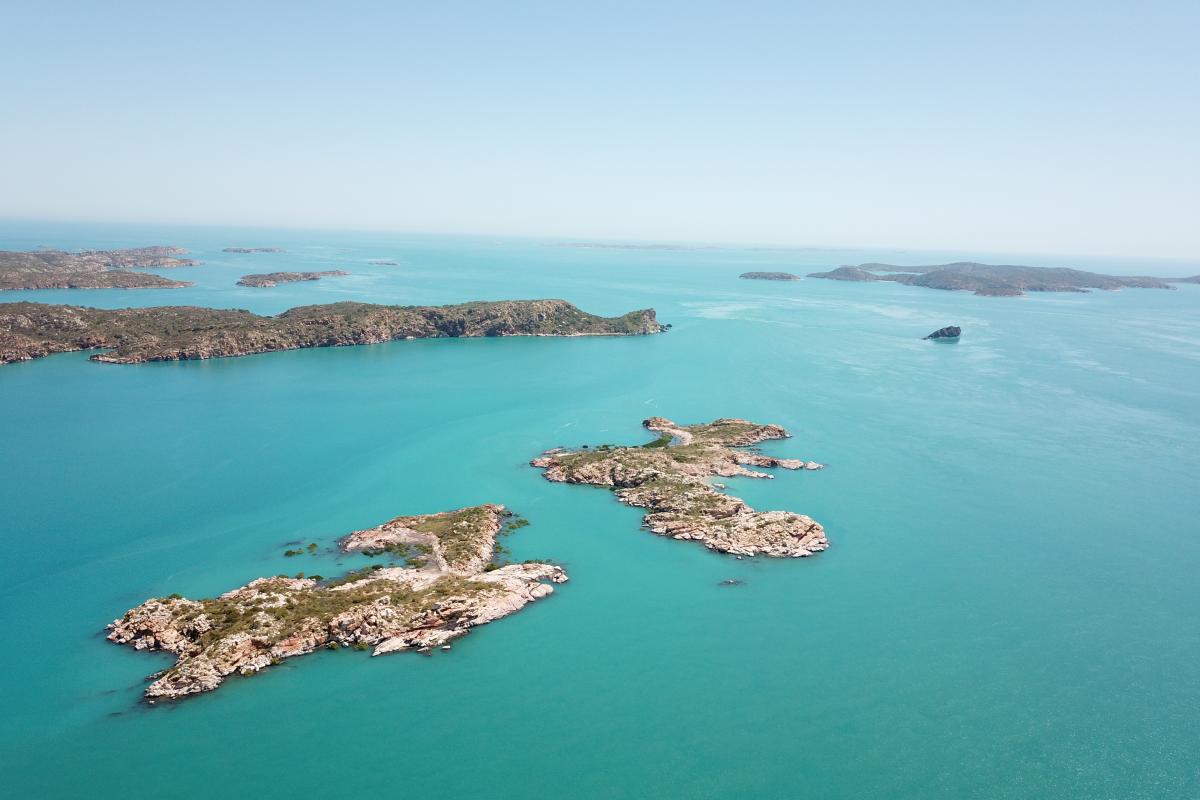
[237,270,349,288]
[0,299,665,365]
[0,246,197,291]
[106,505,566,700]
[340,504,508,573]
[739,271,801,281]
[924,326,961,340]
[531,417,828,558]
[809,262,1174,296]
[717,579,744,586]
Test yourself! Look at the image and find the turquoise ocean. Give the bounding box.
[1,221,1198,798]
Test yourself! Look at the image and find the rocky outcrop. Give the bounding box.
[739,271,801,281]
[531,417,827,558]
[810,262,1175,296]
[340,505,509,573]
[924,326,961,340]
[107,505,566,701]
[0,299,666,365]
[237,270,349,288]
[0,246,197,291]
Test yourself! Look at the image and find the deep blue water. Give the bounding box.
[2,222,1198,798]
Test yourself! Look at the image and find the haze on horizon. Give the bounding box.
[1,1,1197,260]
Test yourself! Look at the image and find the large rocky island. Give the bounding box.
[0,299,664,365]
[107,505,566,700]
[0,246,198,291]
[532,417,827,557]
[808,262,1174,296]
[237,270,349,288]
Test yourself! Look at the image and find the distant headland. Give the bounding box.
[739,271,801,281]
[237,270,349,288]
[532,417,827,557]
[0,246,197,291]
[808,262,1175,296]
[0,299,665,365]
[107,504,565,700]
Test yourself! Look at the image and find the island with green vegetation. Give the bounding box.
[807,262,1174,296]
[0,299,665,365]
[739,271,801,281]
[531,417,827,557]
[0,246,198,291]
[237,270,349,288]
[107,504,565,701]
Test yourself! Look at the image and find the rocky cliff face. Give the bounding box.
[107,504,565,701]
[0,299,666,365]
[531,417,827,558]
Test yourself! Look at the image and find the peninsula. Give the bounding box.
[222,247,285,253]
[0,247,197,291]
[0,299,665,365]
[107,505,566,700]
[807,262,1174,296]
[237,270,349,288]
[739,271,801,281]
[531,417,827,557]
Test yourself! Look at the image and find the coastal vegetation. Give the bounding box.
[236,270,349,287]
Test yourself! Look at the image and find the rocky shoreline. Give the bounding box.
[107,504,566,700]
[531,417,827,557]
[0,299,665,365]
[237,270,349,287]
[0,246,198,291]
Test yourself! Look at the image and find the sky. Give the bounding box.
[1,1,1197,258]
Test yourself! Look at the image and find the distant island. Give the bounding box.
[1168,275,1200,284]
[0,246,197,291]
[532,417,827,557]
[0,299,665,365]
[107,504,566,700]
[807,262,1174,296]
[237,270,349,288]
[367,260,399,266]
[222,247,285,253]
[557,242,707,251]
[739,271,801,281]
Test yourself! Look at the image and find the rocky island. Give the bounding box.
[0,246,197,291]
[107,504,566,700]
[807,262,1174,296]
[222,247,285,253]
[739,271,801,281]
[924,325,961,340]
[0,299,664,365]
[531,417,827,557]
[1167,275,1200,284]
[237,270,349,288]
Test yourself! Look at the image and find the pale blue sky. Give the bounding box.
[1,1,1197,257]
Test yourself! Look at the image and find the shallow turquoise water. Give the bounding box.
[2,223,1198,798]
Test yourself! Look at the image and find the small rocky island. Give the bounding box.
[0,246,197,291]
[222,247,285,253]
[739,271,801,281]
[531,417,827,557]
[924,326,961,340]
[237,270,349,288]
[107,505,566,700]
[0,299,664,365]
[808,262,1174,296]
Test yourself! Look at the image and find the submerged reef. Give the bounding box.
[107,505,565,701]
[532,417,827,557]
